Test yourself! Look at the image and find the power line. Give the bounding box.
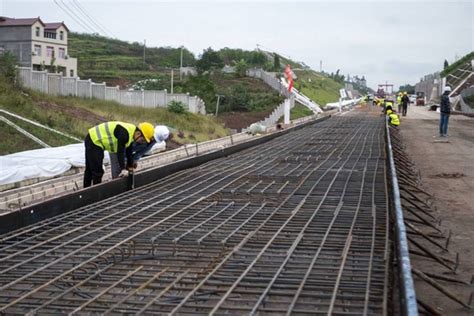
[59,0,98,33]
[68,0,108,36]
[75,0,116,38]
[71,0,115,37]
[53,0,96,34]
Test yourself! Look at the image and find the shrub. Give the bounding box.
[167,100,186,114]
[0,51,18,84]
[235,59,248,77]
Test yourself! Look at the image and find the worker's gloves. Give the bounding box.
[118,169,128,178]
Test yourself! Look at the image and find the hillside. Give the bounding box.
[0,77,229,155]
[293,69,343,105]
[66,33,343,130]
[68,33,196,85]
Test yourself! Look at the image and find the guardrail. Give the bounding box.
[385,120,419,315]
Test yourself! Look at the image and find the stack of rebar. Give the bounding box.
[0,113,392,315]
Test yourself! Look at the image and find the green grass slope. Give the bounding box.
[0,78,229,155]
[69,33,196,83]
[293,69,343,106]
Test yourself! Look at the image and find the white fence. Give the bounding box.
[247,68,291,98]
[17,67,206,114]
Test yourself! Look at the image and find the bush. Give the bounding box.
[167,100,186,114]
[0,51,18,84]
[235,59,248,77]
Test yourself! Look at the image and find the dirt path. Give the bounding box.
[399,105,474,315]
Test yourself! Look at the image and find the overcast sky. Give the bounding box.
[2,0,473,89]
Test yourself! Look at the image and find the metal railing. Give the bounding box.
[385,120,419,316]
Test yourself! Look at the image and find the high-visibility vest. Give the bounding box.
[388,113,400,126]
[89,121,136,152]
[397,96,402,104]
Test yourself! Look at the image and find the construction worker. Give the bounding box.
[401,91,410,116]
[83,121,155,187]
[386,105,393,115]
[439,86,451,137]
[386,108,400,127]
[397,92,403,113]
[375,97,384,108]
[110,125,171,178]
[383,99,394,114]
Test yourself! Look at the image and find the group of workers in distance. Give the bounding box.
[83,121,170,188]
[369,96,401,127]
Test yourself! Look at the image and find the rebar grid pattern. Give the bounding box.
[0,113,391,315]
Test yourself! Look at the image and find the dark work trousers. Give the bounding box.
[398,103,402,113]
[402,104,408,116]
[84,134,105,188]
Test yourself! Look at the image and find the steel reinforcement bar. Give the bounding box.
[1,112,396,314]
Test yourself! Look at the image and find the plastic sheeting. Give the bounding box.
[0,141,167,186]
[0,143,108,186]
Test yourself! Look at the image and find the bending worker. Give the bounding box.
[386,106,400,127]
[110,125,171,179]
[83,121,155,187]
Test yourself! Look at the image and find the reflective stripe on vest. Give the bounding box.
[89,122,136,152]
[389,114,400,126]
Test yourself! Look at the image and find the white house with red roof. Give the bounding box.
[0,16,77,77]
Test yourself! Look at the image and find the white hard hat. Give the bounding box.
[444,86,452,92]
[154,125,170,142]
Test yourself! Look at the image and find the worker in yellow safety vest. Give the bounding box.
[386,107,400,126]
[383,99,394,114]
[375,97,384,107]
[83,121,155,187]
[397,92,403,113]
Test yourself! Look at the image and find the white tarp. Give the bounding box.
[0,141,166,186]
[0,143,95,186]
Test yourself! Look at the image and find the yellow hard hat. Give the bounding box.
[138,122,155,143]
[398,92,402,95]
[403,91,407,95]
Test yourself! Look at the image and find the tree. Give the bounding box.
[0,51,17,84]
[444,59,449,69]
[273,53,281,72]
[249,51,266,66]
[196,47,223,73]
[235,59,248,77]
[398,84,415,94]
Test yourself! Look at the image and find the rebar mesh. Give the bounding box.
[0,112,391,315]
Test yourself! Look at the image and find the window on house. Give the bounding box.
[60,31,64,40]
[34,45,41,56]
[35,27,40,37]
[58,48,65,59]
[70,69,74,77]
[44,32,56,39]
[46,46,55,58]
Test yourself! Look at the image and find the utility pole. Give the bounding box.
[143,39,146,65]
[171,69,174,94]
[320,60,322,72]
[215,94,224,116]
[180,46,183,81]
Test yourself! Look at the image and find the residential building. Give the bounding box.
[0,16,77,77]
